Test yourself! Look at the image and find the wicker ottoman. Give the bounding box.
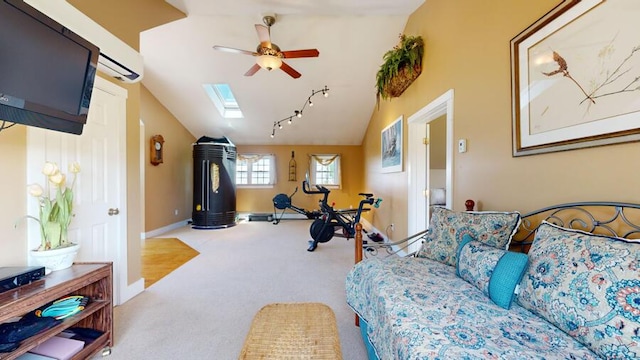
[239,303,343,359]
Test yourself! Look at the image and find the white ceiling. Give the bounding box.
[140,0,424,145]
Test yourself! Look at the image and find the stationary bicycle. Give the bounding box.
[302,180,382,252]
[272,186,321,225]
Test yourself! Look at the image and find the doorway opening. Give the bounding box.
[406,89,454,254]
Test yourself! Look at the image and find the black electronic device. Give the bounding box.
[0,266,46,294]
[0,0,100,135]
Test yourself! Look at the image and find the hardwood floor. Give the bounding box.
[141,238,199,288]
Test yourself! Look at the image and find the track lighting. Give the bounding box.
[270,86,330,138]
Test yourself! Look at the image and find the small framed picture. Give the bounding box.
[381,116,403,173]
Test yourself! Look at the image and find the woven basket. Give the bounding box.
[239,303,342,359]
[384,63,422,98]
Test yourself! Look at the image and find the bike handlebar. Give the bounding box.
[303,180,382,211]
[302,180,329,195]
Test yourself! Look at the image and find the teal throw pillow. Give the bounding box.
[456,234,529,309]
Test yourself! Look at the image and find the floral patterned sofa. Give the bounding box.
[346,204,640,360]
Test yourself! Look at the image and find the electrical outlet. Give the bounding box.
[174,209,179,216]
[390,223,395,231]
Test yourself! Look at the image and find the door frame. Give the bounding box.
[407,89,454,254]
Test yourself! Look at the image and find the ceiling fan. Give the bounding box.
[213,15,319,79]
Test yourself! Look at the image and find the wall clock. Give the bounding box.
[150,134,164,165]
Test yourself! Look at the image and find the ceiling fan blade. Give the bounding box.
[281,49,320,59]
[213,45,257,56]
[280,61,301,79]
[254,24,271,47]
[244,63,261,76]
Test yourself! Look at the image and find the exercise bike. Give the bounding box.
[272,186,321,225]
[302,180,382,252]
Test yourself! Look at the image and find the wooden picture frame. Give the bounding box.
[511,0,640,156]
[381,116,403,173]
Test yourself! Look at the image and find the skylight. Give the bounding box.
[203,83,243,119]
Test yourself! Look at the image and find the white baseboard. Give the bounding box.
[117,277,145,305]
[143,219,191,239]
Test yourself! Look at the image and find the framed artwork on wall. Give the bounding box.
[381,116,403,173]
[511,0,640,156]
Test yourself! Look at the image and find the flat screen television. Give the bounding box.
[0,0,99,135]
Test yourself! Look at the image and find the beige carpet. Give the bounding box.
[104,220,368,360]
[142,238,200,288]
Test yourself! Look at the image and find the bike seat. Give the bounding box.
[358,193,373,198]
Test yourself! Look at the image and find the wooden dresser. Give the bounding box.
[0,262,113,359]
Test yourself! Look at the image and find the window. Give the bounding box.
[203,83,244,119]
[309,154,341,188]
[236,154,276,187]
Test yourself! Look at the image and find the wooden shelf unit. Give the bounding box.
[0,262,113,360]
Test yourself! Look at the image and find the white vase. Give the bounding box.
[31,243,80,271]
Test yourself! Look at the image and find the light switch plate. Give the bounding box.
[458,139,467,153]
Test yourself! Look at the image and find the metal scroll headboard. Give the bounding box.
[511,202,640,252]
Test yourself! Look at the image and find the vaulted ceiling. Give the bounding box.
[139,0,425,145]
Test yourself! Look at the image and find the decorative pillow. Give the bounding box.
[456,234,529,309]
[416,207,521,266]
[517,221,640,360]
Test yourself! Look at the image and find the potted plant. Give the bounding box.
[19,161,81,271]
[376,34,424,103]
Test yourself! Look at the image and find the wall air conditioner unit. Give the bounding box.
[24,0,143,83]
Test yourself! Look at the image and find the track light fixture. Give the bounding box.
[270,85,330,138]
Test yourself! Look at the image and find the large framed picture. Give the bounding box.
[381,116,403,173]
[511,0,640,156]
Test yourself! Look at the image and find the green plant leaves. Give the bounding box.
[376,34,424,101]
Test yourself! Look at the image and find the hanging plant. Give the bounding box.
[376,34,424,103]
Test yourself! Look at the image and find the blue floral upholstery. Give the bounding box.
[456,235,529,309]
[416,207,521,266]
[346,256,599,359]
[517,222,640,360]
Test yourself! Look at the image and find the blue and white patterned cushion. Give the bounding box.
[346,256,599,359]
[456,235,529,309]
[416,207,521,266]
[517,221,640,360]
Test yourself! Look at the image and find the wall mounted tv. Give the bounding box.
[0,0,99,135]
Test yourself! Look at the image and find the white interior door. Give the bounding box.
[27,76,128,304]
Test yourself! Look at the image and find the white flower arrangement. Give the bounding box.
[22,161,81,251]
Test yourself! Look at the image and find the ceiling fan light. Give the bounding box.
[256,55,282,71]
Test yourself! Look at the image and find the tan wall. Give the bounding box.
[0,127,27,266]
[68,0,184,50]
[363,0,640,242]
[236,145,367,218]
[142,86,196,231]
[430,115,446,169]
